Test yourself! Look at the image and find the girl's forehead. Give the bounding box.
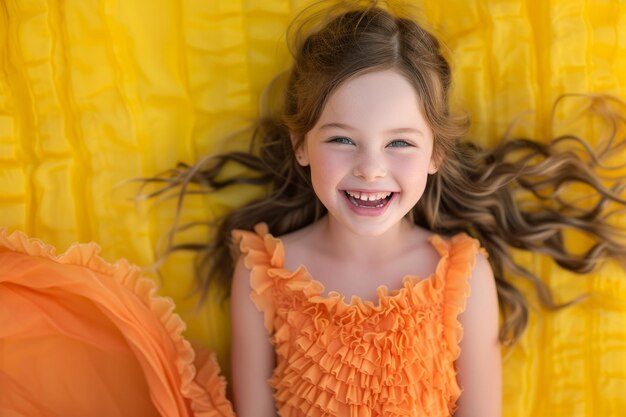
[314,70,429,133]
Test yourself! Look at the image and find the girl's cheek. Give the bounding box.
[391,154,425,171]
[314,150,348,171]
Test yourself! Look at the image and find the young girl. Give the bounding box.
[228,67,501,415]
[1,1,625,417]
[226,7,504,412]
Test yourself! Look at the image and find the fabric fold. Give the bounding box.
[0,228,235,417]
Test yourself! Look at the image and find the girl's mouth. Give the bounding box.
[343,190,394,208]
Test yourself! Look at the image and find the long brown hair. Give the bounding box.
[142,2,626,345]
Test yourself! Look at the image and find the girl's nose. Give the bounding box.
[352,152,387,181]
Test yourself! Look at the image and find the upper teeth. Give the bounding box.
[345,191,392,201]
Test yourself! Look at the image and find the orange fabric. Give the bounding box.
[0,228,235,417]
[233,223,481,417]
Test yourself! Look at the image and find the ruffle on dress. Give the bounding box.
[232,223,481,417]
[0,228,235,417]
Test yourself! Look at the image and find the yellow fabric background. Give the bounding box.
[1,0,625,415]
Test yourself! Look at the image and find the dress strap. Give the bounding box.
[232,223,286,334]
[432,234,484,360]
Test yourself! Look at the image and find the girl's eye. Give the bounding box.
[387,139,413,148]
[329,137,354,145]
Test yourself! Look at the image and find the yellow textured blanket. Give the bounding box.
[1,1,625,416]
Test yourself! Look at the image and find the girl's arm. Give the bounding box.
[454,253,502,417]
[230,255,276,416]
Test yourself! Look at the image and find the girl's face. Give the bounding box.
[296,69,438,237]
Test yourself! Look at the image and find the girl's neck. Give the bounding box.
[315,216,418,263]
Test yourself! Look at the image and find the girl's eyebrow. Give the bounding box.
[319,122,424,136]
[386,127,424,136]
[318,122,355,131]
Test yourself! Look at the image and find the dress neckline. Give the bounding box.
[243,224,456,314]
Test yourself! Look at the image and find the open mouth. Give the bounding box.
[343,190,394,208]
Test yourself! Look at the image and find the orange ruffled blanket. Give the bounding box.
[0,228,235,417]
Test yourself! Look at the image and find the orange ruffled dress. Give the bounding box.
[0,228,235,417]
[232,224,482,417]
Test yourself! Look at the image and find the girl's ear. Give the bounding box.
[428,153,440,174]
[290,132,310,166]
